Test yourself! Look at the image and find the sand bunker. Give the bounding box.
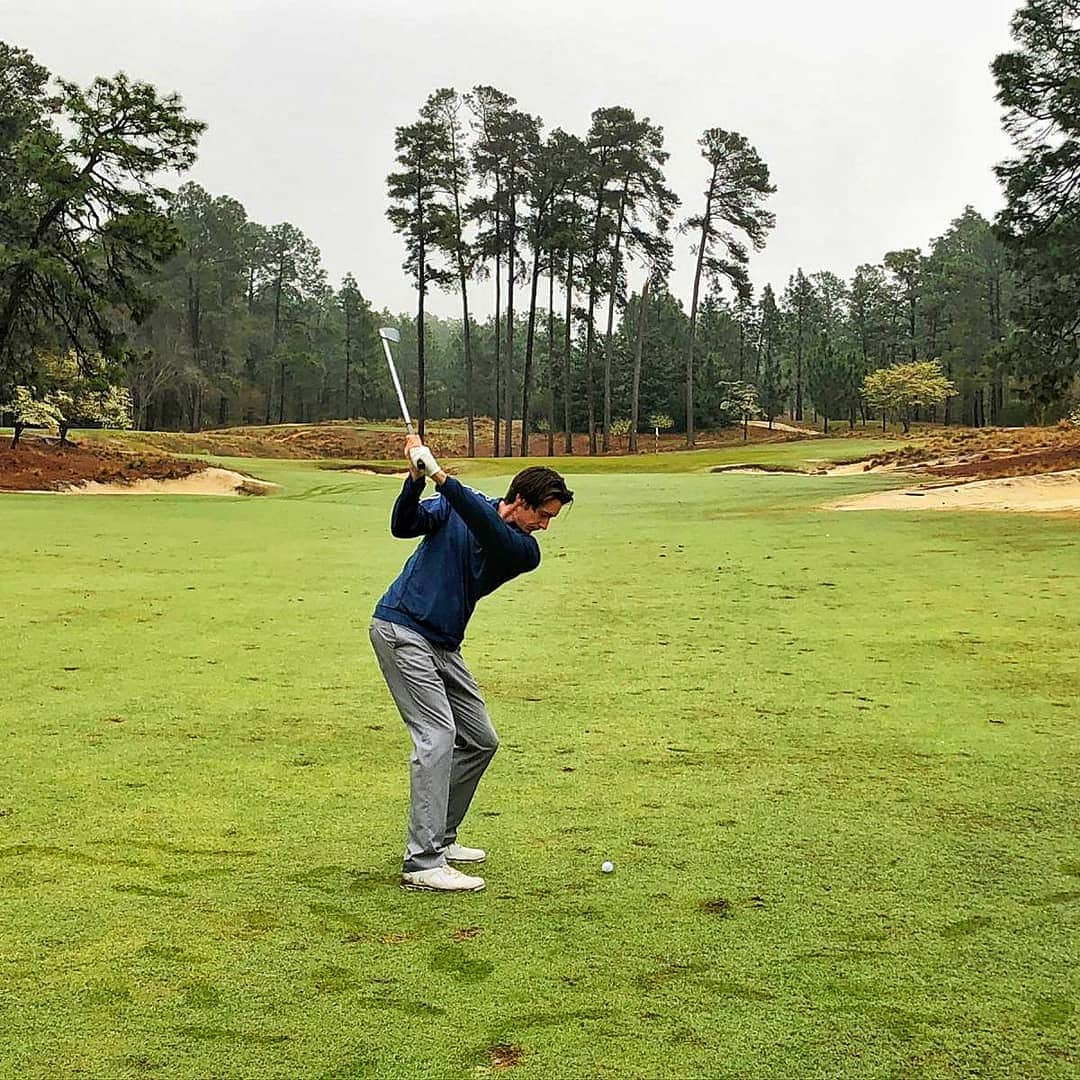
[711,465,804,475]
[824,460,899,476]
[57,467,277,497]
[831,469,1080,513]
[713,461,894,476]
[747,420,822,435]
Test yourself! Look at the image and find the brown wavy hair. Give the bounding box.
[505,466,574,508]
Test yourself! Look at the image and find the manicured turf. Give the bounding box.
[1,446,1077,1078]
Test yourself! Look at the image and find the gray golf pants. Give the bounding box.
[369,617,499,873]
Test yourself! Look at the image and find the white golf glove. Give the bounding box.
[408,445,441,475]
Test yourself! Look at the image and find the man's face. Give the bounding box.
[505,496,563,533]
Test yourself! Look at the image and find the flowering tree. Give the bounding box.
[2,386,61,447]
[863,360,955,434]
[49,384,133,444]
[35,352,133,443]
[718,380,759,440]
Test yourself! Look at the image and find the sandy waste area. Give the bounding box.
[831,469,1080,513]
[29,467,277,497]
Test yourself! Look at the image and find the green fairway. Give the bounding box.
[1,448,1077,1079]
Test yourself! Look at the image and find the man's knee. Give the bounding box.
[414,715,457,760]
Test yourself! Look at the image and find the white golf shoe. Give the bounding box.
[400,864,486,892]
[445,842,486,864]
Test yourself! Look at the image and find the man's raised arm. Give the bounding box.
[390,475,449,538]
[436,476,539,571]
[406,444,538,570]
[390,437,450,538]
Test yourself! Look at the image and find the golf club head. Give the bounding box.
[378,327,401,344]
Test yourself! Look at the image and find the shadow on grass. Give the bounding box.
[0,843,150,868]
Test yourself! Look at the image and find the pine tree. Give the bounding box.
[683,129,775,445]
[422,88,478,455]
[993,0,1080,419]
[386,118,454,438]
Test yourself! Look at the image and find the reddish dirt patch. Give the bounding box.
[489,1044,523,1069]
[919,447,1080,480]
[0,438,206,492]
[451,926,484,942]
[867,424,1080,480]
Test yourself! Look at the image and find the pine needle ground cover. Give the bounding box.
[1,450,1077,1079]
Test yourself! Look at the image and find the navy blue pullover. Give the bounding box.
[374,475,540,650]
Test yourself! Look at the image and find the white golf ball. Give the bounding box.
[601,860,614,873]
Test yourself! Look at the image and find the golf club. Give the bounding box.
[378,327,414,437]
[379,326,428,472]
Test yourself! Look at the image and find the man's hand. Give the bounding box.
[404,435,423,480]
[408,444,443,480]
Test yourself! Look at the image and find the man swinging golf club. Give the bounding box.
[370,435,573,893]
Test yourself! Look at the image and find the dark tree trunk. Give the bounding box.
[461,286,474,457]
[520,242,542,456]
[629,277,650,454]
[445,116,475,457]
[344,305,353,419]
[503,176,516,458]
[493,182,502,456]
[547,254,556,457]
[563,241,575,454]
[583,182,607,455]
[602,180,630,452]
[686,164,717,448]
[795,314,804,422]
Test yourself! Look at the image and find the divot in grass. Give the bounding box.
[487,1043,524,1070]
[699,897,734,917]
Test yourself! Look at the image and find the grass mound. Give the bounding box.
[66,416,814,462]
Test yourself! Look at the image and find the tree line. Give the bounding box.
[2,0,1078,449]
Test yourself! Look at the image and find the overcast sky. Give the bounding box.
[7,0,1021,317]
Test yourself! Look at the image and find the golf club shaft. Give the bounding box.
[380,336,415,437]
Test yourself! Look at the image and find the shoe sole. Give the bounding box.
[447,855,486,864]
[400,881,486,893]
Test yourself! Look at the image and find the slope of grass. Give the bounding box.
[0,463,1076,1078]
[24,421,881,468]
[311,437,898,479]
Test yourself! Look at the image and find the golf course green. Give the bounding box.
[1,442,1077,1078]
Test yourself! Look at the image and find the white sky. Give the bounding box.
[6,0,1020,316]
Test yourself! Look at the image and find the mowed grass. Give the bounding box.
[0,446,1078,1079]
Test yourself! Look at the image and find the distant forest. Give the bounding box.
[1,0,1078,453]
